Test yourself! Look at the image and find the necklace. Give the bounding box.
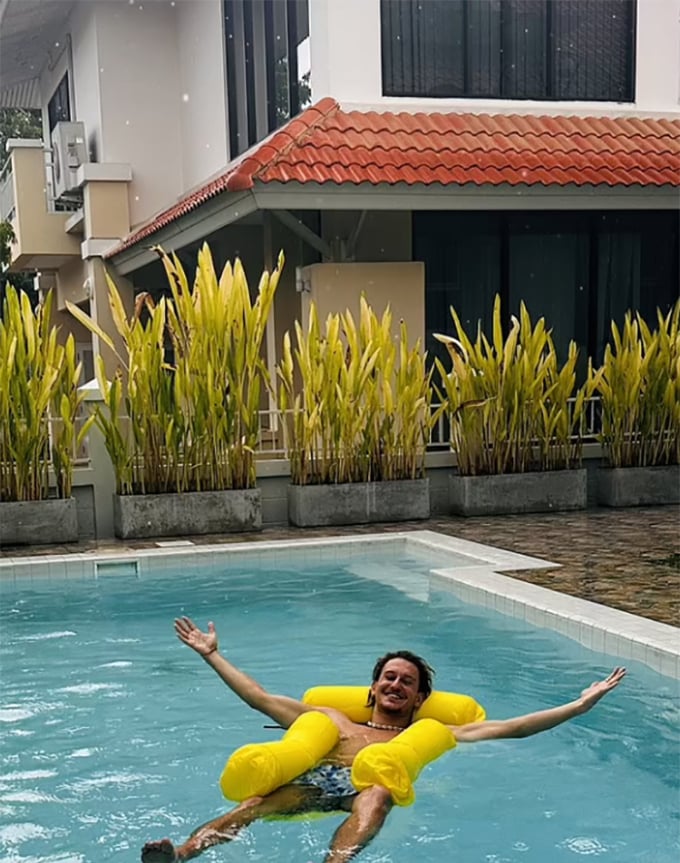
[365,720,407,732]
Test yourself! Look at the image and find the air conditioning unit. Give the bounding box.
[51,121,88,198]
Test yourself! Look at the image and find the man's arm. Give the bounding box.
[451,667,626,743]
[174,617,310,728]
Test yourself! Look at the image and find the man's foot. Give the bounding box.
[141,839,178,863]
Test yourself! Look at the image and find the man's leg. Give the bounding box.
[141,784,323,862]
[323,785,393,863]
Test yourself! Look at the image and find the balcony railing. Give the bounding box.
[62,396,603,471]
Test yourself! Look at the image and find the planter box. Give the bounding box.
[449,469,587,516]
[288,479,430,527]
[0,497,78,546]
[113,489,262,539]
[597,465,680,507]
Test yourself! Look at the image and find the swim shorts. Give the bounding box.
[292,764,357,800]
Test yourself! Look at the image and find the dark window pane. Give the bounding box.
[466,0,502,97]
[502,0,547,99]
[552,1,635,100]
[381,0,465,97]
[48,74,70,132]
[381,0,635,101]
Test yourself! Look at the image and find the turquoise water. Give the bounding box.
[0,548,678,863]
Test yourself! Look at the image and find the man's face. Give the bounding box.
[371,657,425,717]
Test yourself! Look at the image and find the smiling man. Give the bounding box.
[141,618,625,863]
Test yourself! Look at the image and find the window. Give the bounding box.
[414,210,678,376]
[381,0,635,101]
[225,0,311,159]
[48,73,71,132]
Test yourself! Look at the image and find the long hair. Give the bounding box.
[366,650,435,707]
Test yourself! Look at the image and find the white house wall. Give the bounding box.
[312,0,680,116]
[93,1,183,227]
[175,0,229,192]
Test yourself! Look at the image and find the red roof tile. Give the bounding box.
[109,98,680,256]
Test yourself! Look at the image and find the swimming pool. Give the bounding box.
[1,535,678,863]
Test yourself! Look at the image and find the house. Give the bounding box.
[2,0,679,381]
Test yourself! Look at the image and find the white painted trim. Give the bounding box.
[76,162,132,185]
[252,182,680,211]
[81,237,120,259]
[341,99,680,122]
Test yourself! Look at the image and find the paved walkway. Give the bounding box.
[2,506,678,628]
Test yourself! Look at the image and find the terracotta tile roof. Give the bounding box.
[109,98,680,256]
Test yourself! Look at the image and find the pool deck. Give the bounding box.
[1,505,677,629]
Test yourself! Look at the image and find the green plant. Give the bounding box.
[0,285,92,501]
[435,295,594,476]
[594,300,680,468]
[277,297,440,485]
[67,244,281,495]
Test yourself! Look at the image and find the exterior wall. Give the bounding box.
[8,144,81,269]
[94,1,183,227]
[311,0,680,116]
[300,261,425,344]
[175,0,229,190]
[55,258,89,311]
[69,4,101,162]
[84,180,130,239]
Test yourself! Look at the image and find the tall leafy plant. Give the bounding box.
[0,286,92,501]
[68,245,282,495]
[594,300,680,468]
[435,295,594,476]
[277,297,440,485]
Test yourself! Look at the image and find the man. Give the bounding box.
[141,617,626,863]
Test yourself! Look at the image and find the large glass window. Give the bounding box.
[47,74,71,132]
[225,0,311,159]
[381,0,635,101]
[414,210,679,375]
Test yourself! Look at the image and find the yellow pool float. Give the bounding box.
[221,685,484,806]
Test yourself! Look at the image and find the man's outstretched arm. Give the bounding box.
[174,617,310,728]
[451,667,626,743]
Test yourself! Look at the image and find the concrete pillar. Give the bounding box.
[79,379,117,539]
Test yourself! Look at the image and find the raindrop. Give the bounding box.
[99,67,105,73]
[125,120,130,126]
[205,143,210,149]
[135,195,140,201]
[182,93,190,103]
[55,41,60,48]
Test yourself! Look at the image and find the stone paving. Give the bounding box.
[2,506,678,628]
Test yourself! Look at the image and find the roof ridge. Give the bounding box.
[226,97,340,192]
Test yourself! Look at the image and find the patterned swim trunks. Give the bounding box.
[292,764,357,799]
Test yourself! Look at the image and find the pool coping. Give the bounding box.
[1,529,677,679]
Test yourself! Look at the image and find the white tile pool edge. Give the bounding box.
[1,530,677,679]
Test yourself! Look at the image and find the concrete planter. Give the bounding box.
[0,497,79,546]
[113,489,262,539]
[596,465,680,507]
[288,479,430,527]
[449,469,587,516]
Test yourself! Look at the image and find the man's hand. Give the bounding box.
[578,666,626,713]
[175,616,218,657]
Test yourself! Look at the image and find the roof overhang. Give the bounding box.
[111,190,258,275]
[0,0,75,107]
[109,179,678,277]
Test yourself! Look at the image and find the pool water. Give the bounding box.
[1,547,678,863]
